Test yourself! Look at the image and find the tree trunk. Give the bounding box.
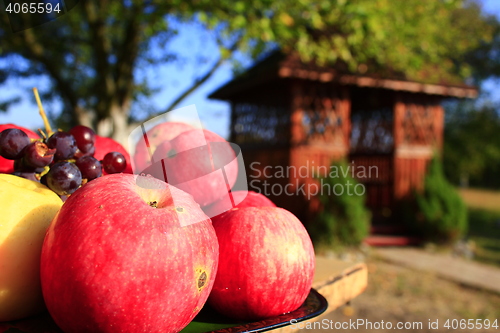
[75,106,94,129]
[96,102,132,150]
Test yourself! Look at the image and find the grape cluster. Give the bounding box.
[0,125,127,198]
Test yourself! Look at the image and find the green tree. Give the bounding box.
[464,11,500,83]
[443,100,500,188]
[0,0,495,143]
[412,157,468,243]
[308,160,370,249]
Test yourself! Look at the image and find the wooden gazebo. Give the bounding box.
[209,52,477,227]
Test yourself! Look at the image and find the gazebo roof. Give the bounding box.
[209,52,478,100]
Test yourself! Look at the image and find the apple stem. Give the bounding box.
[33,88,53,136]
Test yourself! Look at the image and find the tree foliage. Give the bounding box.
[465,12,500,83]
[411,157,468,243]
[308,160,370,249]
[443,100,500,188]
[0,0,496,143]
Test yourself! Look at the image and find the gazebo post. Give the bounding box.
[393,93,405,200]
[340,86,351,152]
[290,80,306,146]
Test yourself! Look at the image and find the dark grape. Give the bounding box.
[46,132,78,161]
[74,145,95,159]
[102,152,127,174]
[0,129,31,160]
[46,161,82,195]
[76,156,102,181]
[13,158,23,170]
[22,141,56,168]
[13,158,45,173]
[12,170,39,182]
[69,125,96,153]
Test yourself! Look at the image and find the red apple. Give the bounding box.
[0,124,39,174]
[94,135,133,174]
[142,129,238,207]
[40,174,218,333]
[133,122,194,173]
[203,191,276,218]
[208,207,315,321]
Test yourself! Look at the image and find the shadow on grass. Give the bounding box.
[467,208,500,267]
[483,240,500,252]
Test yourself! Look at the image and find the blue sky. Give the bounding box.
[1,0,500,139]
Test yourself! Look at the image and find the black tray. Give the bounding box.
[0,289,327,333]
[182,289,327,333]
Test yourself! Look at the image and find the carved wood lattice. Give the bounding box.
[401,104,437,146]
[299,83,345,146]
[232,103,290,146]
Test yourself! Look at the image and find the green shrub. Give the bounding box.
[307,160,371,249]
[412,156,468,243]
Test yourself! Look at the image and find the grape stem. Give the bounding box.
[37,129,47,140]
[33,88,53,135]
[39,165,50,178]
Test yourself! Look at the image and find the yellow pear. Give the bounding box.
[0,174,62,321]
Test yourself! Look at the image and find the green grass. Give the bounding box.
[467,208,500,267]
[459,188,500,213]
[456,188,500,267]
